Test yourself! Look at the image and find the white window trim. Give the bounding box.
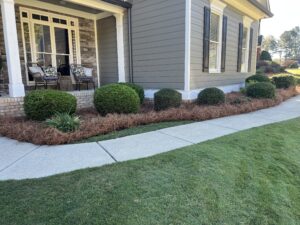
[20,7,81,85]
[241,16,253,73]
[209,0,226,74]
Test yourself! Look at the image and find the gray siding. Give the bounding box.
[190,0,259,90]
[97,16,118,85]
[130,0,186,89]
[97,12,129,85]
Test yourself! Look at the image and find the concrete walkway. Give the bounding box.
[1,95,300,181]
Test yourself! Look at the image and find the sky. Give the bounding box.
[260,0,300,38]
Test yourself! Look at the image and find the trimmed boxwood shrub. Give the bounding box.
[272,76,296,89]
[24,90,77,121]
[260,50,272,61]
[154,89,182,111]
[246,82,275,99]
[246,74,270,84]
[197,87,225,105]
[94,84,140,116]
[120,83,145,104]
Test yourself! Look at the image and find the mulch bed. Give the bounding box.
[0,87,298,145]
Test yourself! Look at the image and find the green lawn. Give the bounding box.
[286,69,300,76]
[1,119,300,225]
[77,121,193,143]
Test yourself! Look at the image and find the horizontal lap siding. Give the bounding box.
[131,0,185,89]
[97,17,118,85]
[190,0,259,90]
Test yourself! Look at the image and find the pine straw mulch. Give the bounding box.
[0,87,299,145]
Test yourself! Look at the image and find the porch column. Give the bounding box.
[114,13,126,83]
[0,0,25,97]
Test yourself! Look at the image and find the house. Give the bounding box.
[0,0,272,104]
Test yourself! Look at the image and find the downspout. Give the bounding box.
[127,7,134,83]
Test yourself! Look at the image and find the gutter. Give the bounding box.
[102,0,132,9]
[247,0,273,18]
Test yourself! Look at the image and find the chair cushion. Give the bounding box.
[72,66,85,77]
[83,67,93,77]
[44,67,57,77]
[28,66,44,76]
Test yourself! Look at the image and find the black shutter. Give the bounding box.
[248,28,254,72]
[203,7,211,72]
[237,23,244,72]
[221,16,228,72]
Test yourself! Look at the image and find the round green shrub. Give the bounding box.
[154,89,182,111]
[272,76,296,89]
[246,82,275,99]
[94,84,140,116]
[120,83,145,104]
[197,87,225,105]
[246,74,270,84]
[260,50,272,61]
[24,90,77,121]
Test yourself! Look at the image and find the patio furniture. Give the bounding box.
[70,64,95,91]
[27,63,60,90]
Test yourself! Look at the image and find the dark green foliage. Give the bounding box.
[24,90,77,121]
[46,113,80,133]
[246,82,276,99]
[94,84,140,116]
[120,83,145,104]
[246,74,270,83]
[260,50,272,61]
[289,62,299,69]
[154,89,182,111]
[197,87,225,105]
[272,76,296,89]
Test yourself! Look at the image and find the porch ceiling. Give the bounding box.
[39,0,104,14]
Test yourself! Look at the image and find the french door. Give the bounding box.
[21,8,80,83]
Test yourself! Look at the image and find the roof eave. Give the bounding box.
[247,0,273,18]
[102,0,132,9]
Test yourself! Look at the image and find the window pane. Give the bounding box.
[37,53,52,67]
[34,24,51,53]
[210,13,220,42]
[209,42,218,70]
[243,28,248,48]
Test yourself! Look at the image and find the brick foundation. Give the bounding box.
[0,91,95,117]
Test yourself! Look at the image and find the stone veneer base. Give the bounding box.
[0,90,95,117]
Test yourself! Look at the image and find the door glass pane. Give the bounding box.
[34,24,51,53]
[55,28,70,55]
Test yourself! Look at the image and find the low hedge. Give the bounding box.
[197,88,225,105]
[246,74,270,84]
[246,82,275,99]
[120,83,145,104]
[24,90,77,121]
[272,76,296,89]
[154,89,182,111]
[94,84,140,116]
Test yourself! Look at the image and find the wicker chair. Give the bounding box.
[70,64,95,91]
[27,63,60,90]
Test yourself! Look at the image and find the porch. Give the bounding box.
[0,0,131,98]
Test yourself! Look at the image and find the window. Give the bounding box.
[209,12,221,72]
[20,8,81,85]
[241,16,253,73]
[207,0,226,73]
[241,27,249,72]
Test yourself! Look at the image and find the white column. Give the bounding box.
[1,0,25,97]
[114,13,126,83]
